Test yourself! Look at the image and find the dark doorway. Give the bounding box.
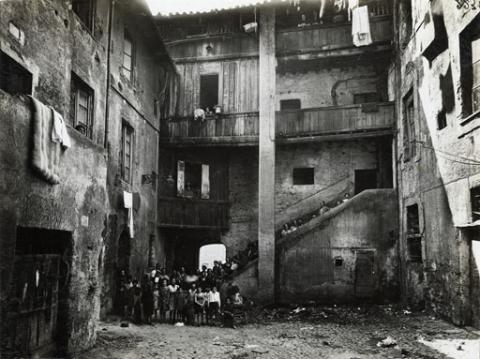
[117,230,131,274]
[200,74,219,110]
[354,169,377,194]
[5,227,72,358]
[354,250,375,299]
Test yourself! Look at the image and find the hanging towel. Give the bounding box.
[51,108,71,148]
[352,5,372,47]
[123,191,134,238]
[29,96,61,184]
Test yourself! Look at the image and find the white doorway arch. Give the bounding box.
[198,244,226,270]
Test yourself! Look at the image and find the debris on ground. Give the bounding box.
[376,336,397,348]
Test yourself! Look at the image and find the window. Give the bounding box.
[122,31,134,81]
[177,160,210,199]
[354,169,377,194]
[400,0,412,47]
[280,99,301,110]
[353,93,379,104]
[402,90,416,162]
[460,16,480,117]
[120,122,134,183]
[0,51,32,95]
[471,187,480,222]
[72,0,95,32]
[406,204,422,263]
[199,74,218,111]
[70,73,94,138]
[293,168,314,185]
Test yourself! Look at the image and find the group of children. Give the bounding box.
[116,264,244,328]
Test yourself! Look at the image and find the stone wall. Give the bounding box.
[0,0,110,353]
[393,0,480,326]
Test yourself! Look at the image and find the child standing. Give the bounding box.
[158,279,169,322]
[167,278,179,323]
[207,286,221,324]
[194,286,207,326]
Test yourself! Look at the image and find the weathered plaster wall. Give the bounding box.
[0,0,110,353]
[0,94,108,353]
[276,65,388,109]
[277,189,399,303]
[102,0,174,316]
[393,0,480,326]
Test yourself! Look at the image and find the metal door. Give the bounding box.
[6,254,60,357]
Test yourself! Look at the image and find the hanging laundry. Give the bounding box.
[319,0,328,20]
[123,191,134,238]
[352,5,372,47]
[51,107,71,148]
[29,96,62,184]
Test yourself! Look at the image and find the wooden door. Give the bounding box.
[6,254,60,357]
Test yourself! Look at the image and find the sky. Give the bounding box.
[145,0,269,16]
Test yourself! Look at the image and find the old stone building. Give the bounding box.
[3,0,480,357]
[0,0,174,356]
[392,0,480,327]
[155,1,399,303]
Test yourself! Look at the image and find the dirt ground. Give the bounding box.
[80,305,480,359]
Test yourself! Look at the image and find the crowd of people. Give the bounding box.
[279,192,351,237]
[115,263,245,328]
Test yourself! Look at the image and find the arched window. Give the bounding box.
[198,244,226,270]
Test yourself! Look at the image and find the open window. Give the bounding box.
[460,15,480,118]
[199,74,218,112]
[471,187,480,222]
[293,167,314,185]
[177,160,210,199]
[70,72,94,139]
[120,122,134,183]
[72,0,95,32]
[402,89,416,162]
[406,204,422,263]
[0,50,32,95]
[280,99,301,110]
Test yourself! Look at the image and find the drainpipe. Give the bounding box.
[104,0,115,149]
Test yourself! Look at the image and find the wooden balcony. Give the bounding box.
[276,14,393,67]
[159,102,394,146]
[158,196,229,229]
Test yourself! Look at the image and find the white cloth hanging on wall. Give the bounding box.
[352,5,372,47]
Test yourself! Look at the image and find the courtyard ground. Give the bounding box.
[80,305,480,359]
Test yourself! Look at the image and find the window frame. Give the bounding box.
[71,73,94,139]
[120,121,134,184]
[72,0,95,33]
[402,89,416,162]
[406,203,422,263]
[199,73,219,111]
[122,30,135,82]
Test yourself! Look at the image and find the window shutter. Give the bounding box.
[177,160,185,196]
[201,164,210,199]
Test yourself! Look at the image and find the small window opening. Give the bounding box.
[122,31,134,81]
[177,160,210,199]
[199,74,218,112]
[293,168,314,185]
[353,93,379,104]
[0,51,32,95]
[471,187,480,222]
[406,204,422,263]
[280,99,301,110]
[334,257,343,267]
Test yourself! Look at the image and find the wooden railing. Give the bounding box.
[276,102,394,137]
[160,102,394,145]
[276,15,393,55]
[158,196,229,229]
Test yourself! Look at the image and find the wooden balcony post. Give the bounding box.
[258,6,276,303]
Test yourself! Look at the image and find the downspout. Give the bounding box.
[104,0,115,149]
